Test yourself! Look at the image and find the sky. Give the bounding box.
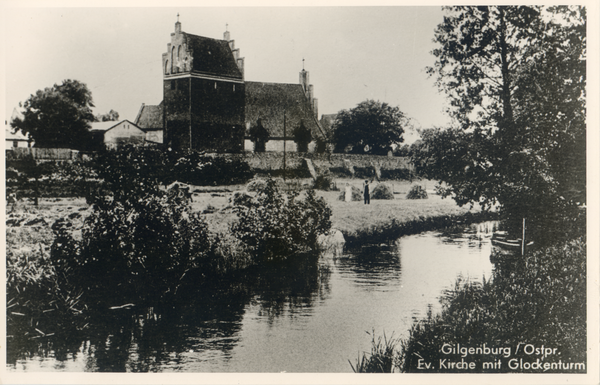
[2,4,455,143]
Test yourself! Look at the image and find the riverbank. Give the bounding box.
[351,235,587,374]
[6,178,488,250]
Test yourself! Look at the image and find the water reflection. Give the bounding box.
[335,242,402,291]
[8,223,495,372]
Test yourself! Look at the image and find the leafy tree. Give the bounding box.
[415,6,586,242]
[292,120,312,152]
[94,109,120,122]
[333,99,411,155]
[11,79,96,150]
[248,118,270,152]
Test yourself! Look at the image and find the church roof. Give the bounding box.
[135,103,163,130]
[245,81,327,140]
[183,33,243,79]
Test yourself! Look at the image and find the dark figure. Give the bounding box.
[364,180,370,204]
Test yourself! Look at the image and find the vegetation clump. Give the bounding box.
[371,183,394,200]
[231,177,332,263]
[406,185,428,199]
[313,173,337,191]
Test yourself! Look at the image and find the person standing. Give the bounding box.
[363,180,370,205]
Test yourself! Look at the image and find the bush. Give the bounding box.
[354,166,377,179]
[371,183,394,200]
[406,185,428,199]
[50,146,214,309]
[231,178,332,263]
[170,151,254,186]
[50,191,212,309]
[313,174,337,191]
[380,168,414,181]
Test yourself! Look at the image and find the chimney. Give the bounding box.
[224,30,230,41]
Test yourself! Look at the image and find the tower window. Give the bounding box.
[165,60,169,75]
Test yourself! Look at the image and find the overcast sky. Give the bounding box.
[3,5,455,142]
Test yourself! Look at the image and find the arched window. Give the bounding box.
[165,60,169,75]
[171,46,176,73]
[177,46,182,73]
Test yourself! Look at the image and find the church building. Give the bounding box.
[135,19,328,153]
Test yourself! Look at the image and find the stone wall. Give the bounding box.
[214,152,413,175]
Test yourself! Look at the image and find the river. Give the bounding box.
[8,221,497,372]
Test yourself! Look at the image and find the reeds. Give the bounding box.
[350,330,399,373]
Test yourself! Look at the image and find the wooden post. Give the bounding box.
[521,217,526,256]
[283,111,286,181]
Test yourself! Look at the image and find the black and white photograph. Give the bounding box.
[2,1,599,383]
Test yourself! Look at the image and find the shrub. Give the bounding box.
[313,173,337,191]
[231,178,332,263]
[329,167,354,178]
[354,166,377,179]
[170,151,254,186]
[51,192,212,309]
[380,168,414,181]
[371,183,394,200]
[406,185,428,199]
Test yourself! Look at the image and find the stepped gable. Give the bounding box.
[245,81,326,140]
[183,32,243,79]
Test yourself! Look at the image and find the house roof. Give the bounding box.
[135,103,163,130]
[89,121,120,132]
[89,120,141,133]
[5,127,29,141]
[320,114,337,132]
[183,33,243,80]
[245,81,327,140]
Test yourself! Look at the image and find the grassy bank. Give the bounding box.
[352,235,587,373]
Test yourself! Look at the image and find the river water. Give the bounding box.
[8,222,497,373]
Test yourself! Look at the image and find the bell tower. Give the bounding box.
[162,18,245,152]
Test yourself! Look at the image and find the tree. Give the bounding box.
[292,120,312,152]
[248,118,269,152]
[95,109,120,122]
[11,79,96,150]
[332,99,411,155]
[416,6,586,242]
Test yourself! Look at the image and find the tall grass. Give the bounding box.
[350,331,399,373]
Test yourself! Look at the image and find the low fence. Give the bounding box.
[7,147,80,161]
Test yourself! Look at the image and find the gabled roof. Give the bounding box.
[183,33,243,79]
[245,81,326,140]
[5,127,29,141]
[89,120,141,133]
[135,103,163,130]
[89,121,119,132]
[320,114,337,133]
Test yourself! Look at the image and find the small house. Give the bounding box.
[89,120,146,149]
